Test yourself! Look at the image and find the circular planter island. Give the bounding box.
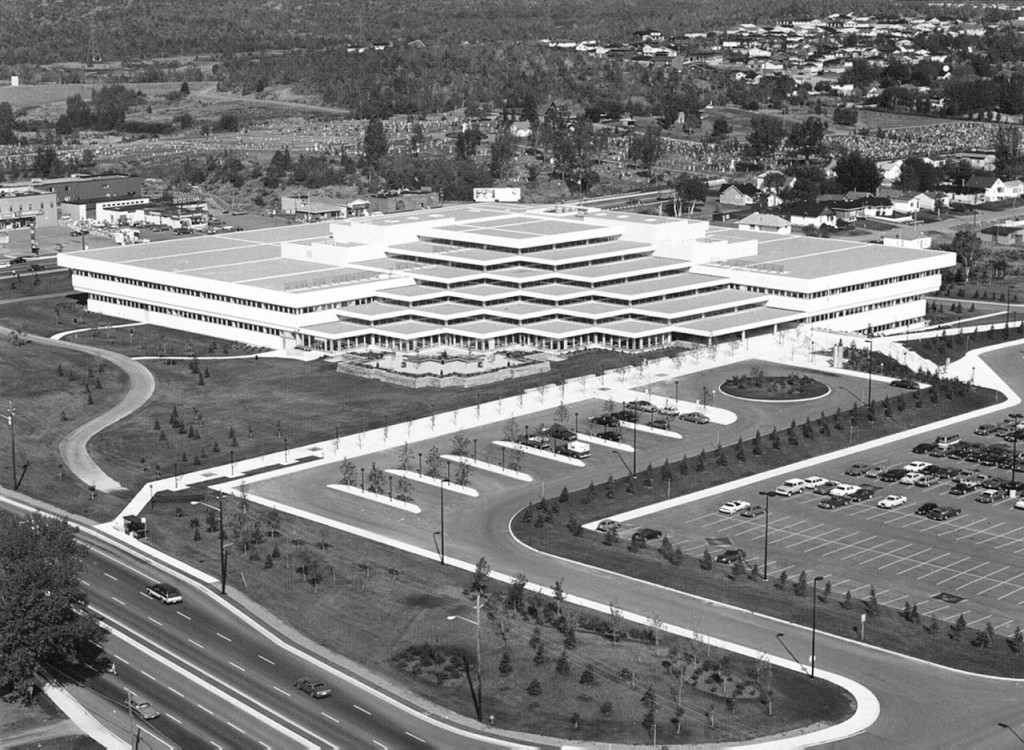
[720,368,830,402]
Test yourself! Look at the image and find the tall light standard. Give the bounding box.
[866,337,874,405]
[811,576,825,678]
[190,493,229,595]
[675,380,679,404]
[446,593,484,722]
[437,479,450,565]
[1010,412,1023,497]
[998,722,1024,745]
[760,489,772,581]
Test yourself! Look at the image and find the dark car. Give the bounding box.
[879,469,907,483]
[649,418,671,430]
[914,502,939,516]
[631,528,663,544]
[891,379,920,389]
[949,483,973,496]
[911,443,935,455]
[591,414,620,428]
[126,697,160,721]
[844,464,870,476]
[597,430,622,442]
[544,423,577,442]
[818,495,852,509]
[612,410,638,423]
[714,548,746,564]
[682,411,710,424]
[146,583,182,604]
[626,400,656,412]
[29,264,44,272]
[10,256,25,264]
[927,506,962,521]
[294,678,332,699]
[740,505,765,518]
[850,487,876,502]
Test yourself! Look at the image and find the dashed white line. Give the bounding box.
[188,639,205,649]
[141,670,155,680]
[167,714,183,725]
[353,704,371,715]
[177,611,191,621]
[168,687,184,698]
[405,731,426,743]
[229,661,246,672]
[259,743,272,750]
[216,632,232,642]
[197,703,214,715]
[372,741,387,749]
[111,597,126,606]
[82,580,91,587]
[258,655,275,665]
[147,616,163,627]
[104,573,117,581]
[320,711,340,723]
[210,742,222,750]
[115,655,128,664]
[226,721,246,735]
[272,686,290,696]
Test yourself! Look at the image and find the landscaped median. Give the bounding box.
[510,380,1024,677]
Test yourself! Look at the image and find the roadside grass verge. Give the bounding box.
[143,498,855,743]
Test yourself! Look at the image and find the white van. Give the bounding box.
[934,434,961,450]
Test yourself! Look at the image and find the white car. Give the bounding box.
[774,479,807,497]
[829,483,859,497]
[903,460,932,473]
[900,472,926,485]
[1014,498,1024,511]
[802,476,829,489]
[719,500,751,515]
[877,494,908,509]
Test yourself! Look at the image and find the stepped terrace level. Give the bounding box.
[58,203,954,353]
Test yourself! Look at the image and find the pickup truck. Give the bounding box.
[558,440,591,459]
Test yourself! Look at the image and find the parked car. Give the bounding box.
[911,443,935,454]
[877,494,908,509]
[591,414,620,427]
[544,423,577,442]
[977,489,1003,504]
[294,678,332,699]
[819,495,852,509]
[829,483,859,497]
[774,478,807,496]
[719,500,751,515]
[844,463,870,476]
[682,412,710,424]
[802,476,829,489]
[814,481,839,495]
[612,410,638,423]
[927,506,962,521]
[740,505,765,518]
[915,474,941,488]
[975,424,998,436]
[891,379,920,389]
[126,697,160,721]
[878,469,907,483]
[864,465,887,478]
[631,528,663,544]
[914,502,939,516]
[851,486,876,502]
[714,548,746,564]
[900,472,926,486]
[657,404,679,417]
[146,583,182,604]
[949,483,973,496]
[649,418,671,430]
[597,519,621,532]
[1015,498,1024,511]
[625,400,656,412]
[597,431,621,442]
[981,477,1003,490]
[903,460,933,473]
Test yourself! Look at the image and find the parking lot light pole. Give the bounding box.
[998,722,1024,745]
[762,490,772,582]
[811,576,825,678]
[438,479,449,565]
[190,493,227,595]
[1011,413,1023,496]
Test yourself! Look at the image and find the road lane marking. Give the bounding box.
[229,661,246,672]
[147,617,163,627]
[168,687,184,697]
[372,742,387,749]
[259,743,272,750]
[272,685,289,696]
[188,639,205,649]
[177,612,191,621]
[115,654,128,663]
[216,633,232,642]
[104,573,117,581]
[111,597,126,606]
[197,703,214,715]
[167,714,183,725]
[210,743,222,749]
[405,732,426,743]
[82,580,91,587]
[226,721,246,735]
[258,655,275,665]
[320,711,340,723]
[353,704,371,715]
[141,670,155,680]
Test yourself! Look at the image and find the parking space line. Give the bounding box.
[919,603,949,618]
[917,555,970,580]
[875,543,916,569]
[967,614,990,628]
[838,536,879,560]
[959,564,1010,592]
[894,549,940,575]
[938,561,988,586]
[995,537,1022,550]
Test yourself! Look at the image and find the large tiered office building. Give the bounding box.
[58,203,954,353]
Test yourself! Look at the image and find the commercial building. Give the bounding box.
[0,185,59,229]
[57,203,954,353]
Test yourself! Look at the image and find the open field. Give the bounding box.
[0,82,188,110]
[143,496,854,743]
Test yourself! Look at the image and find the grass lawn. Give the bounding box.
[143,499,854,743]
[510,384,1021,677]
[905,321,1024,365]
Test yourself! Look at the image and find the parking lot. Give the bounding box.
[642,418,1024,636]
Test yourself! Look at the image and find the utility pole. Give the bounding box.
[6,402,15,489]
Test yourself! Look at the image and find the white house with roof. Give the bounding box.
[57,202,953,353]
[737,212,792,234]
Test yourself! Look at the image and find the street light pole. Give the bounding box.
[763,491,771,582]
[190,494,227,595]
[1010,413,1023,496]
[866,337,873,405]
[439,479,449,565]
[811,575,824,678]
[998,722,1024,745]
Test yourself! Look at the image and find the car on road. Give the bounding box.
[714,548,746,564]
[591,414,620,427]
[829,483,859,497]
[146,583,182,604]
[844,463,870,476]
[891,379,920,389]
[819,495,852,509]
[29,264,44,272]
[914,502,939,516]
[900,472,926,486]
[915,474,942,488]
[877,494,908,509]
[596,431,621,442]
[977,489,1003,504]
[911,443,935,454]
[681,411,710,424]
[740,505,765,518]
[927,506,962,521]
[631,528,663,544]
[719,500,751,515]
[126,697,160,721]
[774,478,807,496]
[597,519,620,533]
[294,678,332,699]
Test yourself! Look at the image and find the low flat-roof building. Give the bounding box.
[0,185,59,229]
[57,202,954,353]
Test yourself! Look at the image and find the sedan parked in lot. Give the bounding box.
[851,486,876,502]
[915,474,942,488]
[597,431,622,442]
[914,502,939,516]
[911,443,935,454]
[877,494,908,509]
[1015,498,1024,511]
[802,476,829,489]
[631,528,663,544]
[844,464,870,476]
[903,460,933,473]
[927,506,962,521]
[719,500,751,515]
[813,481,839,495]
[976,489,1003,504]
[740,505,766,518]
[829,483,859,497]
[879,469,908,483]
[649,418,671,430]
[591,414,620,427]
[900,472,926,486]
[597,519,621,532]
[682,411,710,424]
[819,495,852,509]
[949,483,974,496]
[864,465,887,478]
[714,548,746,564]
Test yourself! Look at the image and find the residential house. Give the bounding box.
[786,202,837,228]
[719,183,761,207]
[965,175,1010,202]
[881,229,933,249]
[737,212,792,233]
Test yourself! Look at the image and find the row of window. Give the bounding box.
[741,270,934,299]
[93,295,282,336]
